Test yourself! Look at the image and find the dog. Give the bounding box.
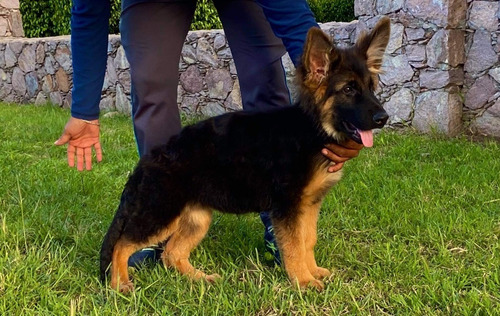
[100,17,391,293]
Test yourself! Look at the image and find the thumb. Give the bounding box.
[54,132,71,146]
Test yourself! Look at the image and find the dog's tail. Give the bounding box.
[99,202,127,283]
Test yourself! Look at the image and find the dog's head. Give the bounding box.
[298,17,391,147]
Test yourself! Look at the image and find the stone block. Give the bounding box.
[115,84,131,114]
[384,88,414,123]
[4,44,16,68]
[413,89,462,136]
[181,44,197,65]
[419,69,463,89]
[354,0,375,16]
[426,29,465,69]
[0,18,7,36]
[469,1,499,31]
[406,44,426,62]
[405,28,425,42]
[196,37,218,67]
[11,66,25,96]
[380,55,414,86]
[465,30,497,74]
[49,91,62,106]
[377,0,403,14]
[36,43,45,64]
[0,0,19,9]
[180,65,204,94]
[25,71,38,98]
[386,23,404,54]
[224,79,242,111]
[465,75,498,110]
[406,0,466,28]
[18,44,35,73]
[10,10,24,37]
[114,46,129,70]
[55,44,72,71]
[206,68,232,100]
[34,92,47,105]
[55,68,70,93]
[473,99,500,138]
[200,102,225,116]
[489,67,500,83]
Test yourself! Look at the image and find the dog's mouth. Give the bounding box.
[342,121,373,147]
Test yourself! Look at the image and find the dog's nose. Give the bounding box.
[373,110,389,127]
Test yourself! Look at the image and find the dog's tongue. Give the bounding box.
[358,129,373,147]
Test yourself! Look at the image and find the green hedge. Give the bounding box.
[308,0,355,23]
[20,0,353,38]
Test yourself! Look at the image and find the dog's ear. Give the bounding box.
[302,27,334,86]
[356,17,391,74]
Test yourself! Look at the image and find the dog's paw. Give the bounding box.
[204,273,222,284]
[297,278,325,292]
[306,279,325,291]
[118,281,135,294]
[312,267,331,279]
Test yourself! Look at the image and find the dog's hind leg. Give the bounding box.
[272,212,324,291]
[110,217,181,293]
[110,238,140,293]
[162,204,219,282]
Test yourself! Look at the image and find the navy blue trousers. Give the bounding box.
[120,0,291,156]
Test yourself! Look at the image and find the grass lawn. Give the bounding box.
[0,103,499,315]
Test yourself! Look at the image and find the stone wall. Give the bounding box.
[0,0,23,37]
[356,0,499,138]
[1,0,499,138]
[0,22,358,117]
[465,0,500,137]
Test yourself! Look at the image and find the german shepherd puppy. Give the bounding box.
[100,17,391,293]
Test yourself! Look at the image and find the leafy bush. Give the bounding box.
[20,0,71,38]
[307,0,355,23]
[20,0,221,38]
[20,0,351,38]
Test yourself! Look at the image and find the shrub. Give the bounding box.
[20,0,71,38]
[307,0,355,23]
[20,0,352,38]
[20,0,221,38]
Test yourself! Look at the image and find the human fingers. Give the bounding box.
[76,147,84,172]
[84,147,92,171]
[328,162,344,173]
[55,132,71,146]
[67,145,76,168]
[321,148,349,164]
[323,142,361,159]
[94,142,103,162]
[342,139,364,150]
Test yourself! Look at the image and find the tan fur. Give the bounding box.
[319,97,343,141]
[356,17,391,75]
[162,205,219,282]
[110,217,182,293]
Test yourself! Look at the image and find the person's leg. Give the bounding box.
[215,0,290,264]
[120,1,196,266]
[121,1,196,157]
[214,0,291,112]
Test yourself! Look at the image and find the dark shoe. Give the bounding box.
[127,246,163,269]
[259,212,281,266]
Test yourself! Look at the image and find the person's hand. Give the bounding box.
[54,117,103,171]
[322,139,363,173]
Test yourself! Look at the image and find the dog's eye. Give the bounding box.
[343,86,355,95]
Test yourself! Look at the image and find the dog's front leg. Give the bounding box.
[302,202,331,280]
[272,214,325,291]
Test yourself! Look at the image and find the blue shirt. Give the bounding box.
[70,0,318,120]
